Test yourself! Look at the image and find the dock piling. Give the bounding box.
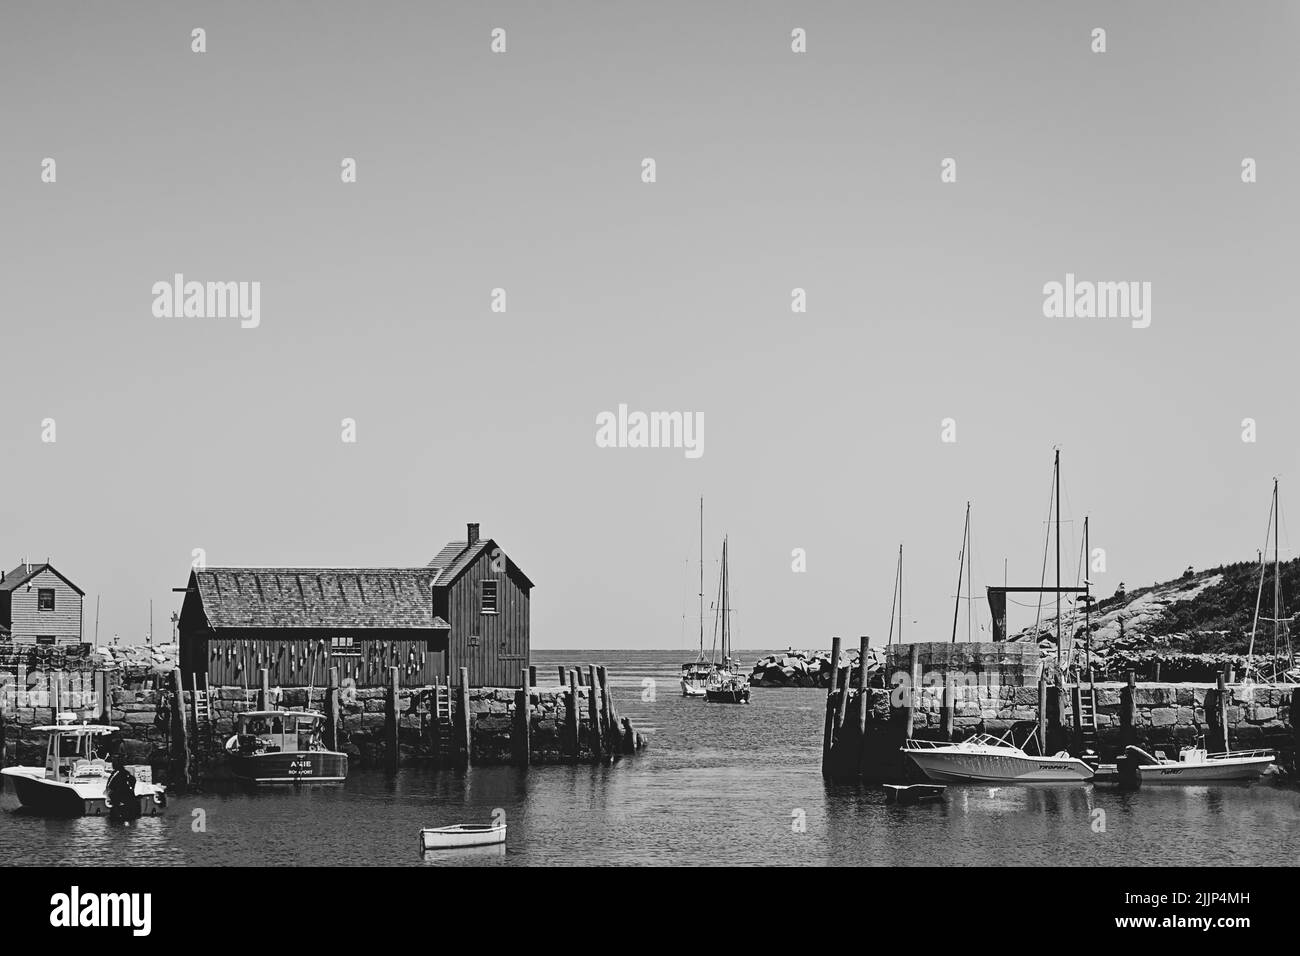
[597,666,614,758]
[170,668,190,789]
[325,667,340,752]
[1121,670,1136,747]
[458,667,472,767]
[821,637,842,774]
[385,667,399,774]
[566,670,580,761]
[257,668,269,711]
[515,668,531,767]
[1216,671,1231,755]
[587,665,601,762]
[1037,671,1048,755]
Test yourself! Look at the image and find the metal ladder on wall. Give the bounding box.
[432,679,456,760]
[1076,683,1099,751]
[189,673,215,762]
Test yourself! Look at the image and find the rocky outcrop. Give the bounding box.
[749,648,882,688]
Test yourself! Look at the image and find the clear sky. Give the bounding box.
[2,1,1297,649]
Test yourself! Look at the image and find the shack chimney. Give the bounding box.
[467,523,480,546]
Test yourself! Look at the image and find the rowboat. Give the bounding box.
[884,783,946,805]
[1124,745,1275,783]
[420,823,507,851]
[902,734,1095,783]
[0,714,167,817]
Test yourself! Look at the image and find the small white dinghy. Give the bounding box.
[420,822,507,851]
[1126,744,1275,783]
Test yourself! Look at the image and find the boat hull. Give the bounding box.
[680,680,706,697]
[2,768,164,818]
[229,751,348,785]
[1137,756,1274,783]
[906,751,1094,783]
[421,824,507,850]
[705,686,750,704]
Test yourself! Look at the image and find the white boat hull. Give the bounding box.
[905,746,1094,783]
[1,766,165,817]
[680,680,706,697]
[1136,755,1274,783]
[420,823,507,850]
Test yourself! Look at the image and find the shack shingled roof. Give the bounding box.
[194,568,451,630]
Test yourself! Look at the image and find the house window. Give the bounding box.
[480,581,498,614]
[36,635,56,645]
[38,589,55,611]
[329,636,359,658]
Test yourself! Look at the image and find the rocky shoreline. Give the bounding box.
[748,648,882,688]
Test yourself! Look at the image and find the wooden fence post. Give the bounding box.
[458,667,472,766]
[516,668,531,767]
[325,667,339,752]
[586,665,601,762]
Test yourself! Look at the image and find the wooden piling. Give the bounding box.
[384,667,399,774]
[821,637,843,773]
[587,665,601,762]
[170,668,190,789]
[940,675,955,741]
[834,666,851,738]
[855,635,872,767]
[904,643,920,739]
[1121,670,1136,747]
[575,668,585,687]
[1037,671,1049,756]
[458,667,472,766]
[96,669,111,724]
[597,666,614,756]
[557,666,566,687]
[1217,672,1231,755]
[515,668,531,767]
[324,667,340,752]
[566,671,580,761]
[257,668,270,711]
[1070,684,1083,754]
[529,665,537,687]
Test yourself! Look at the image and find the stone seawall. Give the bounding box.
[1,669,645,776]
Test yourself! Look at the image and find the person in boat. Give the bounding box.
[105,754,141,823]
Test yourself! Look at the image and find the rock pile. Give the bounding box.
[749,647,882,688]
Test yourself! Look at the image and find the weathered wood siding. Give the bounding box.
[5,569,82,644]
[447,549,530,687]
[187,630,447,688]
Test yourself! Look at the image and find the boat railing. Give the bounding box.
[1205,748,1273,760]
[900,739,955,751]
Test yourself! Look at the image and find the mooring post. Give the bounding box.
[557,666,566,687]
[257,668,269,711]
[384,667,400,774]
[458,667,472,767]
[516,668,531,767]
[575,668,585,687]
[940,674,955,742]
[1121,670,1136,747]
[170,668,190,789]
[905,643,920,739]
[834,666,851,739]
[821,637,843,774]
[586,665,601,762]
[325,667,340,752]
[1037,670,1049,755]
[856,635,871,740]
[1217,671,1231,755]
[529,665,537,687]
[565,671,580,761]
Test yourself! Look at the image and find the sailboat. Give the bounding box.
[704,536,751,704]
[1245,477,1295,685]
[680,497,712,697]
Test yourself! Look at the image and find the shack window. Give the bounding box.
[36,635,56,645]
[480,580,498,614]
[38,589,55,611]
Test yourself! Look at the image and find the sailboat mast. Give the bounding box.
[1055,448,1062,666]
[967,509,973,642]
[699,497,704,657]
[951,502,969,644]
[1084,516,1091,677]
[1273,478,1281,663]
[898,545,903,644]
[721,537,730,663]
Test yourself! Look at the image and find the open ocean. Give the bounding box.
[2,649,1297,866]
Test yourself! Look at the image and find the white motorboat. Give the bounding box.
[1125,745,1274,783]
[0,714,167,817]
[902,733,1095,783]
[420,822,507,851]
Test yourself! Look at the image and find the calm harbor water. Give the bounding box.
[3,650,1297,866]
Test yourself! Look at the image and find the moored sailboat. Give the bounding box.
[680,497,713,697]
[704,536,751,704]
